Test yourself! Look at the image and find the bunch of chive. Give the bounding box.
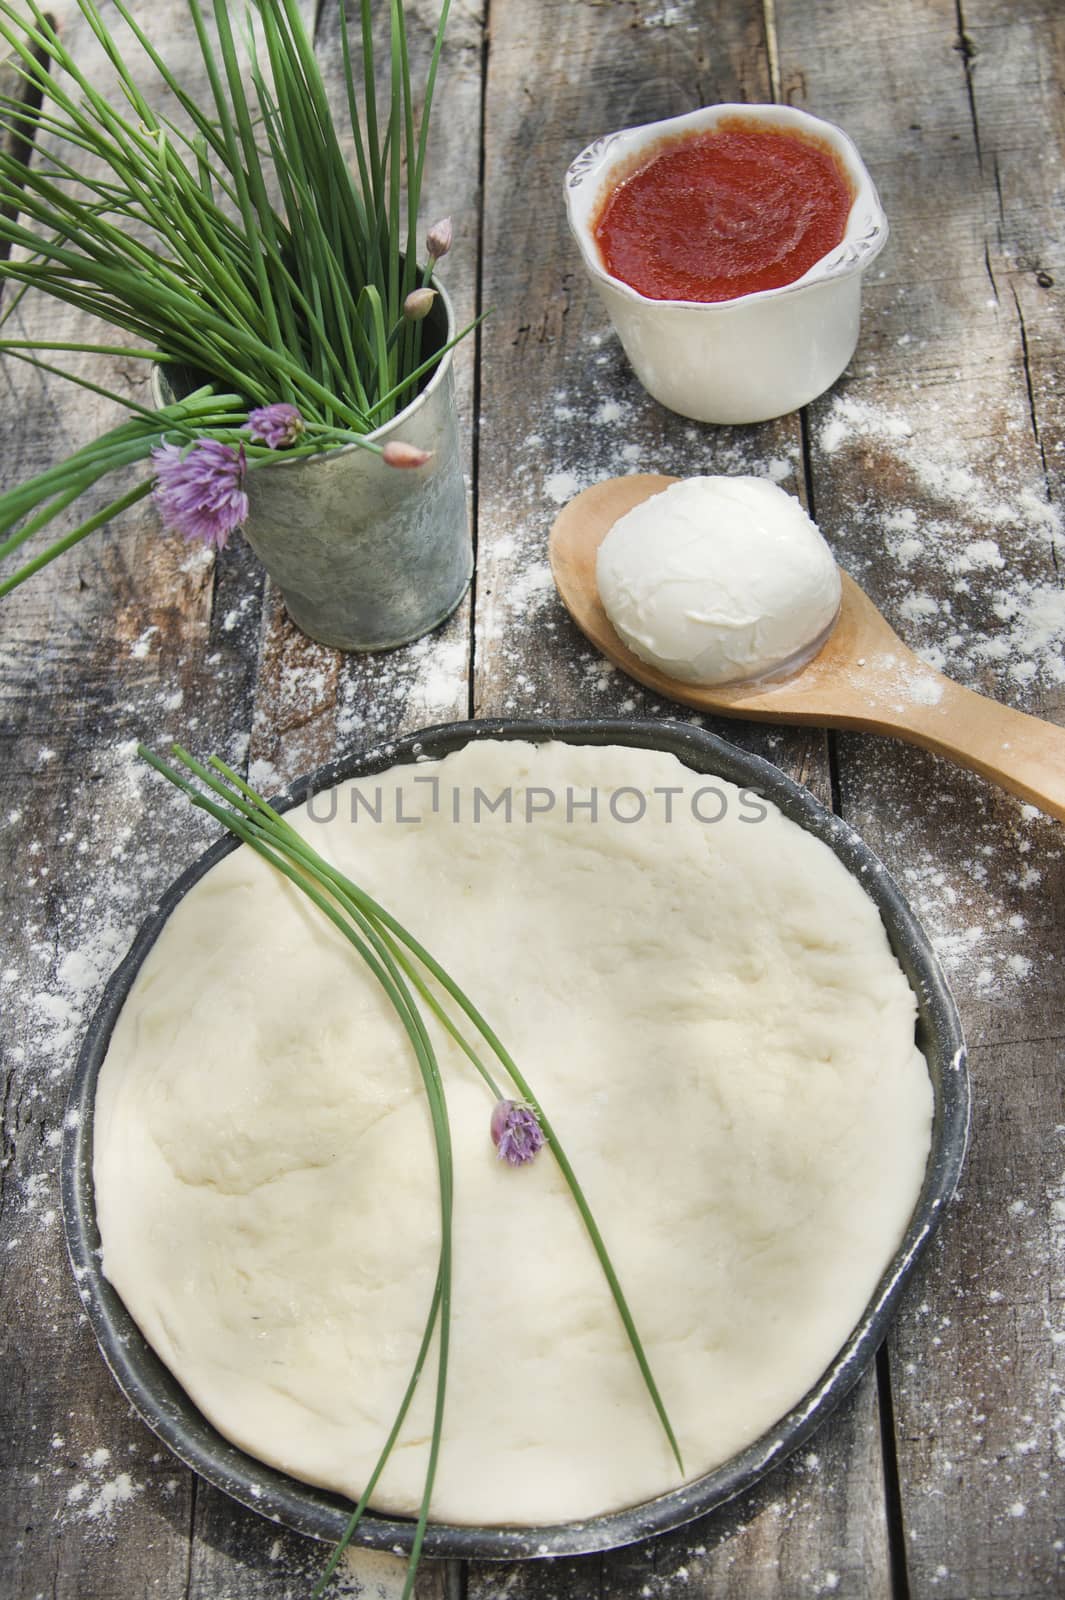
[0,0,475,591]
[140,745,682,1600]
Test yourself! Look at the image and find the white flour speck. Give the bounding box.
[594,399,624,424]
[129,625,159,659]
[84,1473,137,1520]
[543,470,584,505]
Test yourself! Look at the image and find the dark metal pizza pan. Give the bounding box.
[62,717,969,1559]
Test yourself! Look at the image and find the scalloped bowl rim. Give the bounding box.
[564,103,890,312]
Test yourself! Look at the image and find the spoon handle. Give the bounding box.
[895,678,1065,822]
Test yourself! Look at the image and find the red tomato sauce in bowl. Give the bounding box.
[592,122,855,303]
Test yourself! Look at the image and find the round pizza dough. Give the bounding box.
[94,740,932,1526]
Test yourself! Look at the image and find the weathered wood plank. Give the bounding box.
[773,0,1065,1594]
[187,1485,450,1600]
[470,2,888,1597]
[964,0,1064,506]
[0,5,300,1598]
[474,0,819,752]
[246,0,484,797]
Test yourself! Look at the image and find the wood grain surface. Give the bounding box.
[773,2,1064,1597]
[0,1,1061,1597]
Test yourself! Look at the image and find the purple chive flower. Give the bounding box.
[151,439,248,552]
[246,402,305,449]
[490,1100,545,1166]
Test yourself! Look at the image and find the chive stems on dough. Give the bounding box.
[139,744,684,1596]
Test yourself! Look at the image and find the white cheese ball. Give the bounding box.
[597,476,842,686]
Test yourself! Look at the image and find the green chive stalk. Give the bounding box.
[140,744,684,1597]
[0,0,472,593]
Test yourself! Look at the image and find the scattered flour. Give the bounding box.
[221,591,257,634]
[17,1170,58,1234]
[820,397,913,454]
[859,767,1061,996]
[843,649,945,712]
[503,560,554,616]
[1,733,249,1554]
[58,1448,142,1531]
[129,624,159,659]
[29,919,137,1067]
[636,4,689,26]
[248,756,282,793]
[815,393,1064,693]
[595,398,625,425]
[543,469,585,505]
[80,1471,138,1522]
[531,373,802,521]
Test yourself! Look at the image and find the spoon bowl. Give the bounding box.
[549,473,1065,821]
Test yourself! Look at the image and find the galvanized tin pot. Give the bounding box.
[154,287,472,652]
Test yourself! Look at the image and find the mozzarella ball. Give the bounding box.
[597,476,841,685]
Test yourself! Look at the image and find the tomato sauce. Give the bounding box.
[593,122,854,303]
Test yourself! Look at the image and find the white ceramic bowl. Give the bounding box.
[564,104,888,425]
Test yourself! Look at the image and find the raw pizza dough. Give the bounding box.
[94,740,932,1525]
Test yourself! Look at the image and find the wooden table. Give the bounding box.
[1,2,1062,1596]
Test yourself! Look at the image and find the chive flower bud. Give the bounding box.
[151,439,248,551]
[382,441,433,469]
[426,217,453,260]
[403,287,437,322]
[246,402,305,449]
[490,1100,545,1166]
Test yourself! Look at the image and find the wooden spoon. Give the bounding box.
[549,473,1065,822]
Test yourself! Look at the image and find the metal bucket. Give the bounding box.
[154,287,472,652]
